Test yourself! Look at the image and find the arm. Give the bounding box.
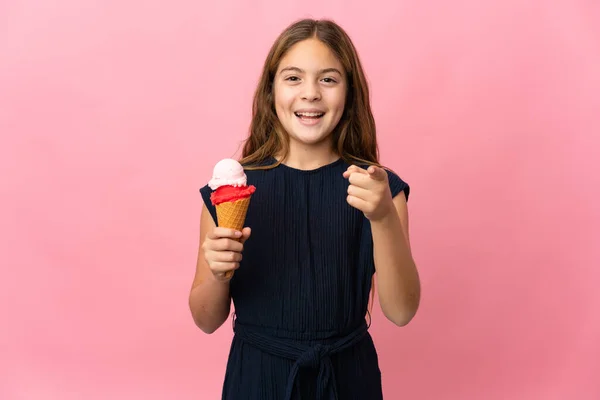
[188,204,233,334]
[371,192,421,326]
[344,164,421,327]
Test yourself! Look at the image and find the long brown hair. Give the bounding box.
[239,18,380,316]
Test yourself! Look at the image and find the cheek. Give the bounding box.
[330,98,346,119]
[274,86,295,111]
[328,90,346,112]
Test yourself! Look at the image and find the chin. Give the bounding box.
[286,123,338,146]
[288,131,332,146]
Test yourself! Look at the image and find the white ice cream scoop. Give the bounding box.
[208,158,247,190]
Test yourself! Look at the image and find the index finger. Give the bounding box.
[207,227,243,240]
[343,165,368,178]
[367,165,388,182]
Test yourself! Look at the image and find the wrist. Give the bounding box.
[209,272,233,285]
[368,200,397,225]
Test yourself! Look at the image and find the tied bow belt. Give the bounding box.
[234,321,369,400]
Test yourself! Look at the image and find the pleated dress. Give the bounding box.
[199,157,410,400]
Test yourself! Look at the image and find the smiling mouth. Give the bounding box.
[294,112,325,120]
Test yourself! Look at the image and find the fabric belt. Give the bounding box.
[233,321,368,400]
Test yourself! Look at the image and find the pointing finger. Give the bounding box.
[367,166,388,182]
[343,165,368,178]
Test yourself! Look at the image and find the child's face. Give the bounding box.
[273,38,347,149]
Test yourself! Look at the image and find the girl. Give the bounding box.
[189,18,420,400]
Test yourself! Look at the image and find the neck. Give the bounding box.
[277,139,339,170]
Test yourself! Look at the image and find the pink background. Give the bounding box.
[1,0,599,399]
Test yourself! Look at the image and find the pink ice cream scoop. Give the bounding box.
[208,158,248,190]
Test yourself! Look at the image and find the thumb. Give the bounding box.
[240,227,252,244]
[367,165,388,181]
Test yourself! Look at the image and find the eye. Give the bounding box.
[322,77,337,84]
[285,76,300,82]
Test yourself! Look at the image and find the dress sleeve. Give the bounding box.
[199,184,218,224]
[386,169,410,201]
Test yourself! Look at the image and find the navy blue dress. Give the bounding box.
[200,157,409,400]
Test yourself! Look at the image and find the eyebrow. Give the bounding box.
[279,66,343,75]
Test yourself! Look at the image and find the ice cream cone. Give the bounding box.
[215,197,251,232]
[215,197,252,279]
[208,158,256,280]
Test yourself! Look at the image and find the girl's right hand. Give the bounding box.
[202,227,251,281]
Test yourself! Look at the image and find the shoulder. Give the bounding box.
[350,160,410,201]
[384,167,410,201]
[241,156,277,169]
[199,158,275,222]
[353,161,410,201]
[199,184,217,224]
[241,158,278,176]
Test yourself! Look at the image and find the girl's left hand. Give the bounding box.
[343,165,394,222]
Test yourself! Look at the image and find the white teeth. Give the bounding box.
[295,112,324,117]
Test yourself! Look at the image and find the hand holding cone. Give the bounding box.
[209,159,256,279]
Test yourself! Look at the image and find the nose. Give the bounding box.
[301,81,321,101]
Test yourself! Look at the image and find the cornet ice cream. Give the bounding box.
[208,159,256,278]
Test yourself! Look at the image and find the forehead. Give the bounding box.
[278,38,344,73]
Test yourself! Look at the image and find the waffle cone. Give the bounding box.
[215,196,251,231]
